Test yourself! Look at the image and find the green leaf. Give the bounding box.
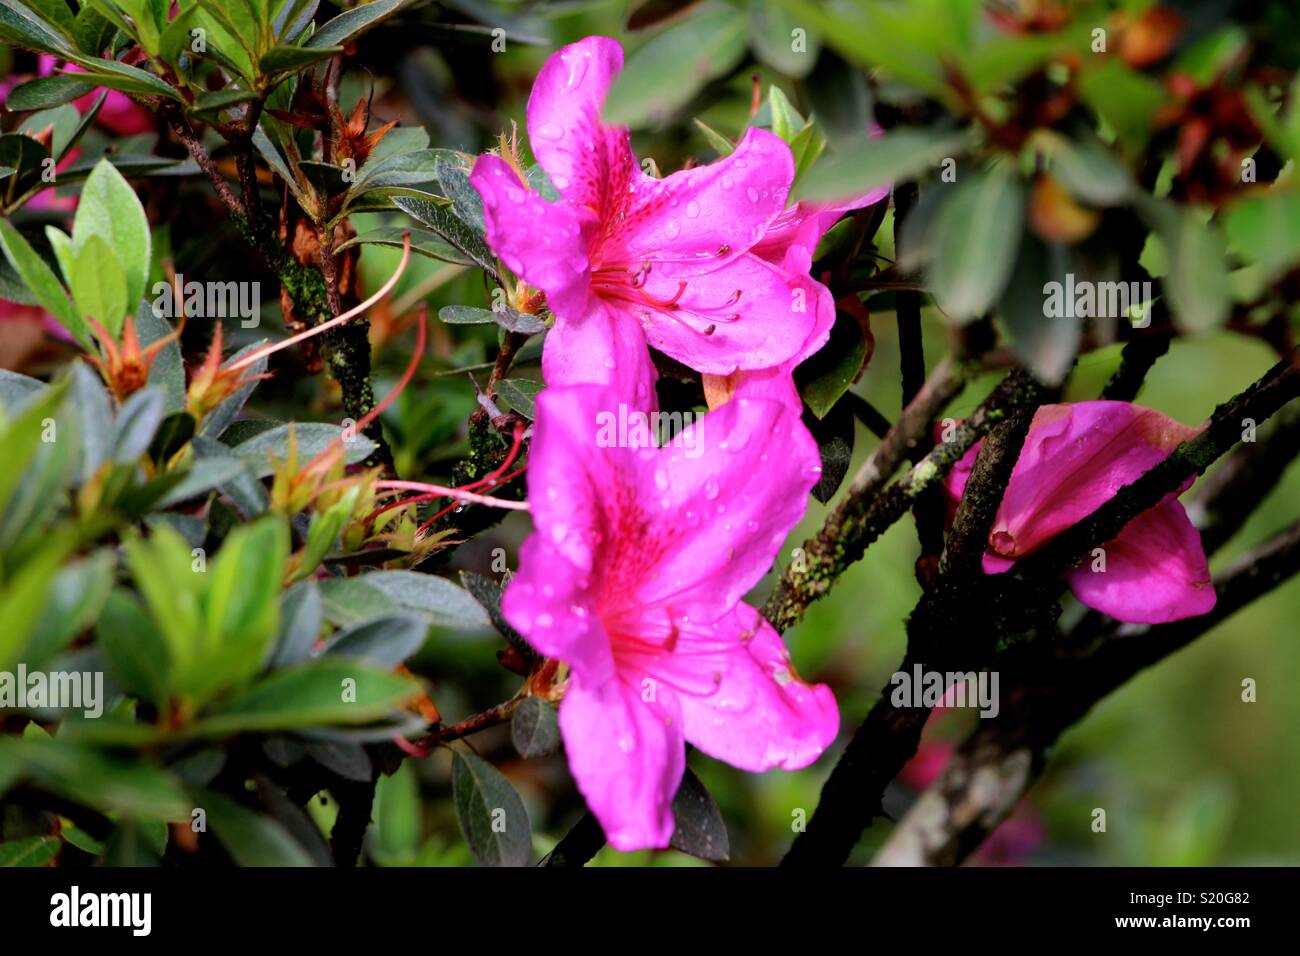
[1223,189,1300,282]
[200,514,289,694]
[372,760,420,864]
[438,304,546,335]
[196,659,416,735]
[72,158,151,313]
[24,550,115,667]
[794,127,970,203]
[452,752,531,867]
[0,130,49,186]
[4,74,98,111]
[319,570,489,630]
[306,0,409,49]
[72,5,117,56]
[68,345,113,484]
[104,819,160,866]
[112,386,165,463]
[197,790,315,866]
[1041,131,1133,207]
[322,613,428,667]
[668,768,729,861]
[337,225,471,265]
[493,378,543,420]
[190,87,260,120]
[0,0,74,52]
[604,4,748,127]
[258,42,341,75]
[268,580,322,668]
[0,448,74,628]
[1159,207,1231,334]
[135,303,185,413]
[998,235,1080,387]
[295,485,356,580]
[510,697,560,758]
[19,103,78,161]
[0,835,60,867]
[232,421,376,477]
[390,194,498,278]
[1077,61,1165,152]
[434,155,484,233]
[96,587,172,703]
[806,397,854,504]
[63,53,181,99]
[1,737,190,819]
[68,233,127,333]
[459,570,537,662]
[147,410,195,465]
[0,369,44,408]
[795,308,867,419]
[0,378,71,529]
[928,166,1026,324]
[0,219,87,346]
[693,118,735,157]
[749,0,818,77]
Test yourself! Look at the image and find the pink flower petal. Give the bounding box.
[525,36,636,213]
[620,392,821,624]
[470,154,595,322]
[636,252,814,376]
[1066,496,1216,623]
[752,186,890,274]
[677,603,838,772]
[558,672,685,851]
[612,128,794,276]
[541,298,659,411]
[969,402,1199,560]
[721,269,836,414]
[501,535,616,686]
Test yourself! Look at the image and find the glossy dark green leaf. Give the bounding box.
[4,74,97,111]
[795,309,868,419]
[604,4,748,127]
[928,166,1025,324]
[452,751,531,867]
[669,767,729,862]
[493,378,543,420]
[511,697,560,758]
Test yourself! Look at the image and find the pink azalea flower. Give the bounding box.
[471,36,817,411]
[705,174,889,414]
[943,401,1216,624]
[501,384,839,850]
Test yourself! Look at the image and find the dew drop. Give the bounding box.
[703,478,719,500]
[686,200,700,218]
[665,220,680,239]
[746,186,759,203]
[537,123,564,141]
[720,175,734,190]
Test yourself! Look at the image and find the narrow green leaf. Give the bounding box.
[452,752,531,867]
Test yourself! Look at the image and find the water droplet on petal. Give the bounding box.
[686,200,700,218]
[537,612,554,628]
[665,220,680,239]
[551,174,570,190]
[537,123,564,141]
[746,186,759,202]
[703,478,719,500]
[721,175,734,190]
